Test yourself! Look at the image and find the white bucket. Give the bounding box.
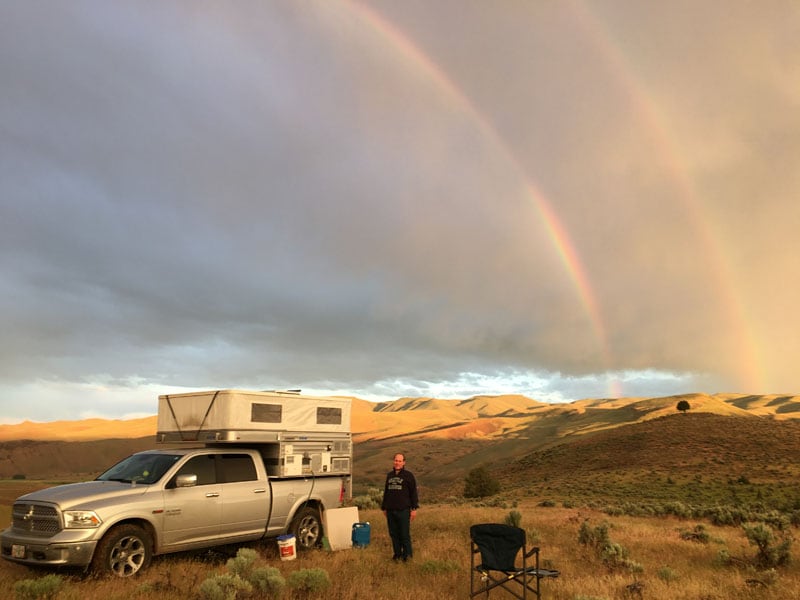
[276,534,297,561]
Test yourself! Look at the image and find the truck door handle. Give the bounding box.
[253,488,266,494]
[205,492,220,498]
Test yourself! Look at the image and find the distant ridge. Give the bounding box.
[1,393,800,483]
[1,393,798,443]
[0,415,159,442]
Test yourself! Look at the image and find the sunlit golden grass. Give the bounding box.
[3,503,800,599]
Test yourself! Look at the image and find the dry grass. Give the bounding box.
[3,502,800,599]
[4,405,800,598]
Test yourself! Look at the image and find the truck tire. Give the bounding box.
[289,506,322,550]
[91,524,152,577]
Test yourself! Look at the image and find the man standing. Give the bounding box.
[381,453,419,562]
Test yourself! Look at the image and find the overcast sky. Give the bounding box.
[2,1,799,424]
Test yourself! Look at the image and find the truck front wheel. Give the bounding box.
[289,507,322,550]
[91,524,152,577]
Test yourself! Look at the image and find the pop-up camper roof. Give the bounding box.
[157,389,351,443]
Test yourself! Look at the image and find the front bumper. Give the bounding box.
[1,529,98,568]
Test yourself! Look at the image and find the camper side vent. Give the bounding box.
[332,441,350,453]
[332,458,349,472]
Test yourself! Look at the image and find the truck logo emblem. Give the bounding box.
[22,506,35,531]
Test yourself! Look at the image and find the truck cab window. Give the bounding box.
[218,454,257,483]
[174,455,217,486]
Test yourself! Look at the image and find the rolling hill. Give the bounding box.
[491,411,800,510]
[2,393,800,498]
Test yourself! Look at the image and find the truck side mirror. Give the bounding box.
[175,474,198,488]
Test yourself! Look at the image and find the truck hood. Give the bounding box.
[18,480,150,509]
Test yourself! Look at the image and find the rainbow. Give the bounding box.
[346,1,621,395]
[569,0,763,392]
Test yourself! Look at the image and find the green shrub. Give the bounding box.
[679,524,710,543]
[225,547,258,578]
[419,559,460,574]
[657,565,679,582]
[600,541,641,572]
[663,501,692,519]
[249,567,286,597]
[287,568,331,597]
[352,487,383,510]
[198,574,252,600]
[791,510,800,528]
[708,506,735,526]
[743,522,792,568]
[504,510,522,528]
[525,527,541,544]
[603,505,623,517]
[464,466,501,498]
[579,521,640,573]
[578,521,610,548]
[352,494,379,510]
[477,495,509,508]
[13,575,64,600]
[715,548,732,567]
[761,511,791,532]
[200,547,285,599]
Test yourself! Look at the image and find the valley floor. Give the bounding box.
[2,498,799,600]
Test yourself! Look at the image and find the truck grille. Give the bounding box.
[12,502,61,537]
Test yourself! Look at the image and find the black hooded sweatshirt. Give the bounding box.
[381,467,419,511]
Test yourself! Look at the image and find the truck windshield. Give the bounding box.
[96,453,182,485]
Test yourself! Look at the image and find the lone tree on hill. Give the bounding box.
[464,465,501,498]
[676,399,691,414]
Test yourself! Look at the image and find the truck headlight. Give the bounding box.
[63,510,102,528]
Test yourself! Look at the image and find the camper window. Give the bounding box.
[317,407,342,425]
[251,403,282,423]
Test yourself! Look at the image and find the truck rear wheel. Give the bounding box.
[289,507,322,550]
[91,524,152,577]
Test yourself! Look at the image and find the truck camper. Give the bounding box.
[1,390,352,577]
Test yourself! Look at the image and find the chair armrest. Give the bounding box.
[524,546,540,559]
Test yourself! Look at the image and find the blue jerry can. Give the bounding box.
[352,522,370,547]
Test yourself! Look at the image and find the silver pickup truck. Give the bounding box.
[0,446,347,576]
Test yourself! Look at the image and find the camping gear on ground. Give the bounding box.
[276,534,297,561]
[470,523,559,599]
[352,522,370,548]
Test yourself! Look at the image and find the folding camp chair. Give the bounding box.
[470,523,559,599]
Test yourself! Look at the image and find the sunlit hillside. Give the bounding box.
[501,412,800,501]
[2,392,800,444]
[0,415,158,442]
[2,393,800,484]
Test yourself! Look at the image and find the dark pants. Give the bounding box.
[385,508,412,559]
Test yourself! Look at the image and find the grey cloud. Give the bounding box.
[1,1,798,422]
